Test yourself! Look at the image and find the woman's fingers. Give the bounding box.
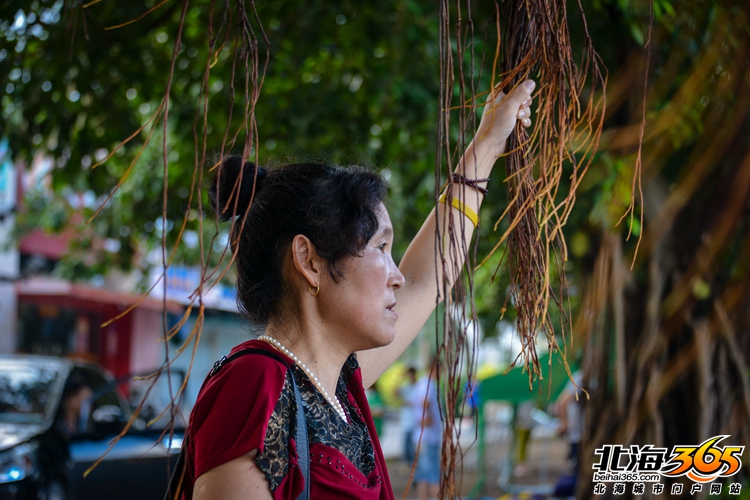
[517,101,533,128]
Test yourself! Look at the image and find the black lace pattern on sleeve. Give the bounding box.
[254,354,376,493]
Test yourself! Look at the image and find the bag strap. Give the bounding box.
[165,347,310,500]
[292,365,311,500]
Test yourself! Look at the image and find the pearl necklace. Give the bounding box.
[258,335,348,422]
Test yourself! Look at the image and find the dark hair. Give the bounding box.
[209,156,388,324]
[62,373,90,401]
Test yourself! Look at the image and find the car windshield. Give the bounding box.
[0,366,59,424]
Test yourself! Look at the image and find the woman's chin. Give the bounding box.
[358,329,396,352]
[380,330,396,348]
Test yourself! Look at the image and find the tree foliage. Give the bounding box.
[3,0,444,279]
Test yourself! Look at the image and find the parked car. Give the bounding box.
[0,355,183,500]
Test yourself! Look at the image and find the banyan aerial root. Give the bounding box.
[484,0,607,385]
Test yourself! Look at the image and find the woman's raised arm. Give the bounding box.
[358,80,535,387]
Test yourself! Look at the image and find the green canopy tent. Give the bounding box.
[469,352,577,497]
[478,352,574,404]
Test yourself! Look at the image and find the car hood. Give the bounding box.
[0,422,47,452]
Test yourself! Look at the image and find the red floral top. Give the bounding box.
[181,339,394,499]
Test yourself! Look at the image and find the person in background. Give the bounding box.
[551,370,585,498]
[59,374,93,436]
[408,359,442,500]
[463,375,480,423]
[555,370,584,472]
[399,367,418,466]
[39,374,93,500]
[512,400,537,477]
[366,382,385,436]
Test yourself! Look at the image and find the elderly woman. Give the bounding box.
[182,80,535,500]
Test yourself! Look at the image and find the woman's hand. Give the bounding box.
[474,80,536,158]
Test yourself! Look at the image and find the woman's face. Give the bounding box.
[318,203,405,352]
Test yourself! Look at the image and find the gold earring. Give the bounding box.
[308,284,320,296]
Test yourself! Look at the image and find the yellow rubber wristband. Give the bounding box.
[438,192,479,226]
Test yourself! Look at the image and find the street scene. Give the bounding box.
[1,1,749,499]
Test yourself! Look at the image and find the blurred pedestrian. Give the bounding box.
[59,373,93,436]
[408,359,442,500]
[39,374,92,500]
[399,366,418,465]
[555,370,583,471]
[551,370,584,498]
[463,375,480,422]
[366,382,385,436]
[512,400,536,477]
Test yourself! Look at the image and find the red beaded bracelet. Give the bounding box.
[451,173,490,195]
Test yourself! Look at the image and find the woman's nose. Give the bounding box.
[389,261,405,289]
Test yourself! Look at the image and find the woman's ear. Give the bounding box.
[290,234,323,289]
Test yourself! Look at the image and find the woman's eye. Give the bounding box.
[379,243,387,251]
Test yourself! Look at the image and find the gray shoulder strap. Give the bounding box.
[290,370,310,500]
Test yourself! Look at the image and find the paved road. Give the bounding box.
[379,414,573,499]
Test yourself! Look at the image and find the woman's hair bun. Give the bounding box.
[208,155,267,221]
